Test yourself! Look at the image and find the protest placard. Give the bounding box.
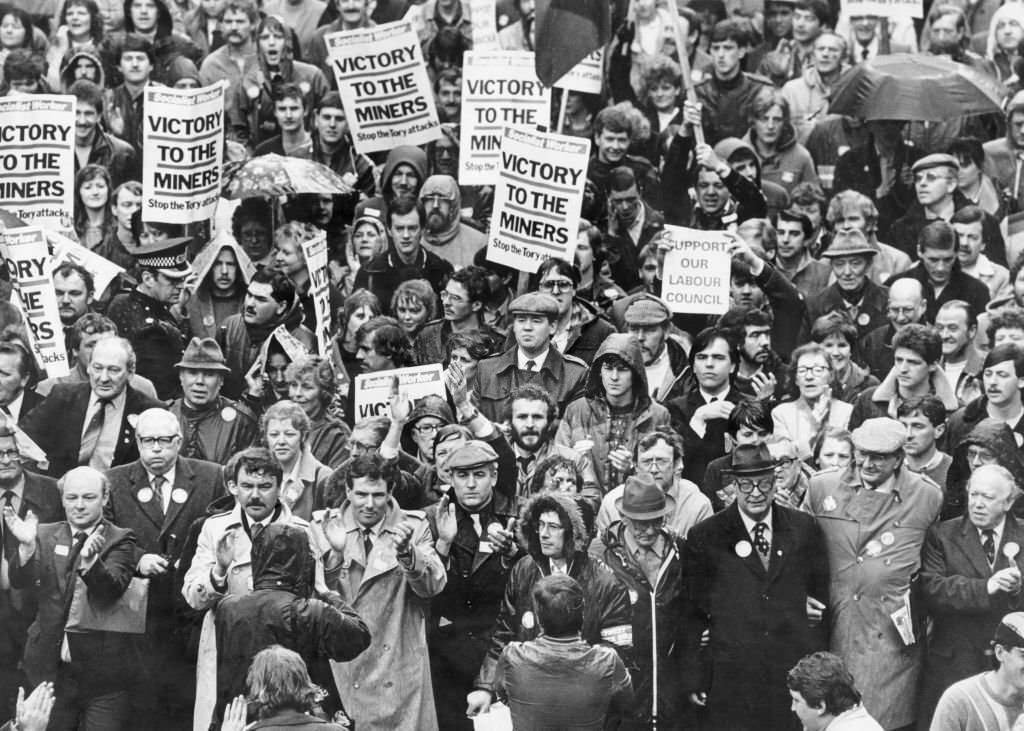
[554,49,604,95]
[1,226,69,376]
[469,0,500,50]
[353,364,446,422]
[0,95,75,228]
[844,0,922,17]
[244,324,311,385]
[460,51,552,185]
[300,232,331,356]
[50,233,125,297]
[659,225,732,315]
[326,20,441,154]
[486,127,589,272]
[142,83,225,224]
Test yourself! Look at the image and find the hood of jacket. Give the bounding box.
[518,492,594,563]
[250,522,315,594]
[420,174,462,247]
[123,0,173,37]
[60,48,106,90]
[956,416,1024,487]
[166,55,201,87]
[193,234,256,295]
[584,332,653,412]
[712,137,762,183]
[381,145,428,199]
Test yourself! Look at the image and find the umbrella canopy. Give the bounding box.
[828,53,1005,121]
[223,154,354,199]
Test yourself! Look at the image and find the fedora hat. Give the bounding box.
[723,443,776,476]
[615,473,676,521]
[174,337,231,373]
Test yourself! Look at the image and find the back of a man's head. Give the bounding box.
[532,574,585,637]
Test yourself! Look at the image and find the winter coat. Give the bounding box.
[781,66,839,144]
[804,466,943,730]
[314,498,447,731]
[214,523,370,713]
[694,71,773,145]
[887,191,1007,267]
[186,238,255,340]
[602,526,689,725]
[555,334,672,493]
[474,493,634,691]
[353,246,453,317]
[470,344,588,423]
[740,124,820,194]
[944,416,1024,520]
[849,366,960,430]
[806,278,890,341]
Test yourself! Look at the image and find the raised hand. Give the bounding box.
[435,494,458,547]
[216,529,237,573]
[4,508,37,546]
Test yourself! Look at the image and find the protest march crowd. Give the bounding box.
[14,0,1024,729]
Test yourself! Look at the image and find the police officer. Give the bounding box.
[168,337,258,465]
[106,236,192,400]
[425,440,519,730]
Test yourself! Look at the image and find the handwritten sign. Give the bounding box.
[660,226,732,315]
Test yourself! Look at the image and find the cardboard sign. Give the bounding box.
[244,324,311,384]
[487,126,589,272]
[469,0,500,50]
[659,226,732,315]
[353,364,446,422]
[0,95,75,228]
[1,226,69,376]
[554,49,605,95]
[459,51,551,185]
[326,20,442,154]
[300,232,331,356]
[844,0,922,18]
[50,233,125,298]
[142,83,225,223]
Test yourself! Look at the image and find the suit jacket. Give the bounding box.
[682,504,829,731]
[21,383,165,479]
[918,514,1024,722]
[667,385,743,492]
[104,456,225,624]
[9,519,138,694]
[15,389,45,424]
[0,472,63,660]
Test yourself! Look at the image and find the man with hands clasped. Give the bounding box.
[7,467,139,731]
[313,413,446,731]
[426,440,519,730]
[918,463,1024,727]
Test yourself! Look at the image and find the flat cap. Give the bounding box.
[820,229,879,259]
[442,439,499,470]
[509,292,560,319]
[911,153,959,174]
[851,417,906,453]
[994,612,1024,649]
[624,296,671,326]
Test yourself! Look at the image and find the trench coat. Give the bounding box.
[313,498,447,731]
[804,466,943,729]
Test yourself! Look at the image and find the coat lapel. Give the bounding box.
[765,508,794,585]
[955,517,994,577]
[52,523,74,596]
[996,514,1024,572]
[726,505,767,579]
[161,459,191,535]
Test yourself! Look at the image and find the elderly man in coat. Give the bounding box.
[315,451,447,731]
[917,463,1024,728]
[804,418,943,731]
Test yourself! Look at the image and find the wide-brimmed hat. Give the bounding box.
[723,443,776,476]
[615,473,676,520]
[820,229,879,259]
[174,337,231,372]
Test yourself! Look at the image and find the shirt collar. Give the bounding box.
[146,466,176,488]
[4,391,23,420]
[739,507,772,536]
[699,385,729,402]
[88,388,127,411]
[518,347,550,370]
[980,517,1007,547]
[623,528,666,559]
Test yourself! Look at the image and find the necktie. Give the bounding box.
[68,530,89,568]
[153,475,166,518]
[0,490,13,590]
[78,399,110,466]
[753,522,770,562]
[983,529,996,566]
[524,360,536,372]
[363,529,373,562]
[861,45,870,61]
[470,513,482,538]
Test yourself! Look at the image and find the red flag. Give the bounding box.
[534,0,611,86]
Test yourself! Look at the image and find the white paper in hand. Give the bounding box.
[473,701,512,731]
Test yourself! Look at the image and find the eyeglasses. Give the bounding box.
[774,457,796,472]
[638,457,673,470]
[422,193,454,205]
[539,280,575,293]
[735,477,774,494]
[138,436,178,448]
[796,365,829,376]
[0,449,20,462]
[537,520,565,533]
[887,306,918,316]
[413,423,442,434]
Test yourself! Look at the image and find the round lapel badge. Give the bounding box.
[171,488,188,504]
[735,540,753,558]
[865,540,882,557]
[221,406,236,423]
[822,496,837,512]
[522,610,535,630]
[880,531,895,547]
[136,487,153,503]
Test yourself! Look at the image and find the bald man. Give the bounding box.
[104,407,225,728]
[21,337,164,478]
[860,278,928,381]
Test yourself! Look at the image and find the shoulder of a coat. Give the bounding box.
[746,72,774,86]
[402,509,428,522]
[563,353,588,369]
[289,515,311,528]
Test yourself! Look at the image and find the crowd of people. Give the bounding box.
[4,0,1024,728]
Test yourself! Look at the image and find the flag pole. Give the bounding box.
[556,88,569,135]
[669,9,705,146]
